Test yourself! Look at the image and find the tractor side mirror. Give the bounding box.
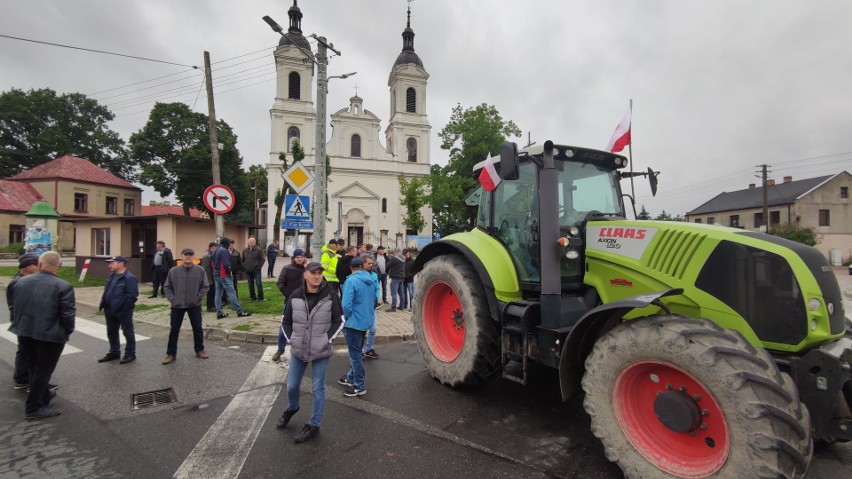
[500,142,519,180]
[648,167,659,196]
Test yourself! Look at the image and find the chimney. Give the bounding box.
[767,179,775,186]
[749,183,756,189]
[783,176,792,183]
[149,200,157,206]
[163,200,171,206]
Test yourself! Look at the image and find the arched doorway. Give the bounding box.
[345,208,367,246]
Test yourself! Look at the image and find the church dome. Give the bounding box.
[393,8,423,68]
[279,1,312,53]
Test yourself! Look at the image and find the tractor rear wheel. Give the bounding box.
[411,255,499,387]
[582,315,812,479]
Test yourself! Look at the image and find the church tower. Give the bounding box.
[385,5,431,165]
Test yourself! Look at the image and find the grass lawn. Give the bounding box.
[0,265,105,287]
[146,281,284,315]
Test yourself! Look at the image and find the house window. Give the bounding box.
[694,218,701,224]
[769,211,780,225]
[841,186,848,199]
[9,224,24,244]
[382,198,387,213]
[93,228,110,256]
[351,134,361,157]
[288,72,300,100]
[754,212,763,228]
[106,196,118,215]
[74,193,88,213]
[819,209,830,227]
[407,138,417,162]
[406,87,416,113]
[729,215,739,228]
[287,127,300,152]
[707,217,715,225]
[124,198,135,216]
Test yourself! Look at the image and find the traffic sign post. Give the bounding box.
[203,184,236,215]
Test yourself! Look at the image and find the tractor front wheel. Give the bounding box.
[411,255,499,387]
[582,315,812,479]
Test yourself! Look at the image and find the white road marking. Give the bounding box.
[74,316,150,343]
[174,345,287,479]
[0,328,82,355]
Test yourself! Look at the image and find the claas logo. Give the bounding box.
[598,227,646,239]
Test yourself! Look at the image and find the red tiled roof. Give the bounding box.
[141,205,208,218]
[0,180,45,213]
[7,155,139,190]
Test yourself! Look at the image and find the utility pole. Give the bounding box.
[760,164,769,232]
[204,51,224,239]
[312,37,329,257]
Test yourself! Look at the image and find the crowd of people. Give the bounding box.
[6,238,414,445]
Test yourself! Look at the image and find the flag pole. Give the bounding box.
[627,99,635,215]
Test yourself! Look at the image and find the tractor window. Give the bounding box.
[557,162,624,227]
[494,161,540,283]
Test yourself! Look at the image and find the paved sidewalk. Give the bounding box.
[0,275,415,348]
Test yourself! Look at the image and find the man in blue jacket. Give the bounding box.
[211,236,251,319]
[97,256,139,364]
[338,257,376,397]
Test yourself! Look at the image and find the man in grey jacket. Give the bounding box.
[10,251,75,420]
[162,248,210,365]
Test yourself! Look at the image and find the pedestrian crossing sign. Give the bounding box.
[284,194,311,221]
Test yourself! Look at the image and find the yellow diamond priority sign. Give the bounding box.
[282,161,314,193]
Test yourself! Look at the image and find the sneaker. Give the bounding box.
[216,313,229,319]
[343,386,366,397]
[25,405,61,420]
[276,408,299,429]
[294,424,319,443]
[14,382,28,390]
[206,307,217,312]
[237,311,252,317]
[147,295,157,299]
[47,383,59,392]
[272,349,284,362]
[375,303,382,310]
[363,349,379,359]
[388,307,397,312]
[337,375,353,387]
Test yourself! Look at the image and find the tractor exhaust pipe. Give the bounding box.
[539,140,561,330]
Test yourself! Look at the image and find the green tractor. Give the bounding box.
[411,141,850,478]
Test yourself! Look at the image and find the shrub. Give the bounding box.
[769,223,817,246]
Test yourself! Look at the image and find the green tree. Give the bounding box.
[432,103,521,235]
[129,102,249,220]
[654,210,673,221]
[637,205,652,220]
[246,163,268,225]
[0,88,131,179]
[769,222,817,246]
[399,174,427,234]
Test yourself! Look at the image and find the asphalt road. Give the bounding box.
[0,302,850,478]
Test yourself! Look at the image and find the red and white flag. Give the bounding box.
[606,104,632,153]
[478,153,501,192]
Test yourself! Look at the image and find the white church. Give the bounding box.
[265,1,432,256]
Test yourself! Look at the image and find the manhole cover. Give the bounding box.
[131,388,177,410]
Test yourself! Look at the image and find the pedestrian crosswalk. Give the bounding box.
[0,317,149,356]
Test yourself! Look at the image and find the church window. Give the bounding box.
[351,134,361,157]
[406,87,416,113]
[287,127,300,152]
[288,72,301,100]
[382,198,387,213]
[407,138,417,162]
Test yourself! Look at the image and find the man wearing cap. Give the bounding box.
[11,251,75,420]
[212,237,251,319]
[320,239,340,293]
[242,236,266,301]
[338,256,376,397]
[7,254,40,389]
[275,260,344,443]
[273,248,307,361]
[162,248,210,364]
[97,256,139,364]
[149,240,174,298]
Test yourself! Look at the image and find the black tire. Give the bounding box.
[582,315,812,479]
[411,255,499,387]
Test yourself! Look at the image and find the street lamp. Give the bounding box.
[263,15,355,257]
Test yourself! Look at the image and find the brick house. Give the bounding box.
[0,180,46,248]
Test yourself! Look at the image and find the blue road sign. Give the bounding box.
[281,220,313,230]
[284,194,311,221]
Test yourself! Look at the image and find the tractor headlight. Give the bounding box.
[569,226,580,236]
[808,298,821,311]
[566,250,579,260]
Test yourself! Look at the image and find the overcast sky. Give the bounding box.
[2,0,851,217]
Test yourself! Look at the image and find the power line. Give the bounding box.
[0,33,199,69]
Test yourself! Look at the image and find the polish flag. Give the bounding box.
[478,153,501,192]
[606,104,632,153]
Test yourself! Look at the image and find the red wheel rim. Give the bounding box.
[422,281,464,362]
[613,361,730,478]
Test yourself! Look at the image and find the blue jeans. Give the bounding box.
[404,280,414,307]
[214,275,244,315]
[105,309,136,355]
[246,269,264,300]
[287,356,329,427]
[267,255,277,277]
[377,273,388,302]
[277,326,287,350]
[343,328,366,390]
[363,323,376,353]
[167,306,204,356]
[390,277,404,309]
